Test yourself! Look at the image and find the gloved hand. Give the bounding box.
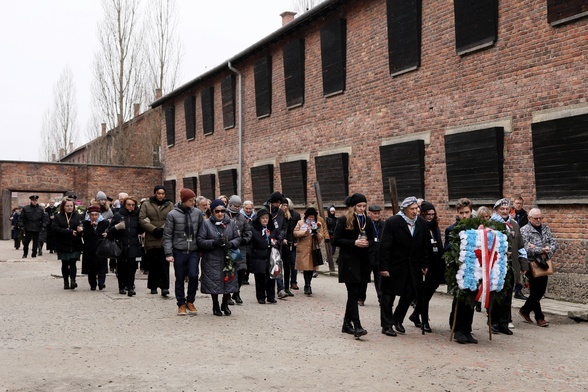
[225,241,234,250]
[114,221,125,230]
[213,238,225,248]
[240,237,248,246]
[152,228,164,238]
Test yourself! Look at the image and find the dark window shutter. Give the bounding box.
[163,180,176,204]
[251,165,274,206]
[254,56,272,118]
[379,141,425,204]
[182,177,198,194]
[199,174,216,200]
[280,160,307,205]
[532,114,588,199]
[444,128,504,201]
[283,39,305,108]
[218,169,238,197]
[547,0,588,25]
[454,0,498,55]
[387,0,422,76]
[221,75,236,129]
[201,86,214,135]
[320,18,347,96]
[315,153,349,204]
[165,106,175,146]
[184,96,196,140]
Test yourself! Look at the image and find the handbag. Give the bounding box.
[269,247,283,279]
[96,239,122,259]
[312,237,323,267]
[529,259,554,278]
[229,248,243,262]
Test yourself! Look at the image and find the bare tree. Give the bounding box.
[91,0,144,165]
[291,0,326,15]
[39,66,78,161]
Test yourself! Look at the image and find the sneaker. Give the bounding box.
[186,302,197,313]
[278,290,288,299]
[509,322,515,329]
[178,304,187,316]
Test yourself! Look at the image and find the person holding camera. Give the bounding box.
[294,207,325,296]
[519,208,557,327]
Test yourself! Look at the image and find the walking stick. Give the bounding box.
[488,310,492,341]
[421,273,426,335]
[449,297,459,342]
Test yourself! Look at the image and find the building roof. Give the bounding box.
[150,0,345,109]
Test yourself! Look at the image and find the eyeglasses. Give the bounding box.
[213,209,226,214]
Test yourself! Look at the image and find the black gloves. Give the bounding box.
[240,237,248,246]
[152,228,164,238]
[213,238,225,248]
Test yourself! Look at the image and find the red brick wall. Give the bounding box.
[160,0,588,273]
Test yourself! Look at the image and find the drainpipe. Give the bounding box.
[228,61,243,197]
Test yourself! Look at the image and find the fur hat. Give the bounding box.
[180,188,196,203]
[304,207,318,219]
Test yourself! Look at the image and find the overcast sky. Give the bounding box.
[0,0,293,162]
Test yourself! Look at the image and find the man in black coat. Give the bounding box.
[379,197,429,336]
[18,195,46,258]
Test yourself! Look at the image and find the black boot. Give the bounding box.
[70,279,78,290]
[232,292,243,304]
[212,296,222,316]
[341,318,354,335]
[63,276,70,290]
[221,295,232,315]
[352,320,368,338]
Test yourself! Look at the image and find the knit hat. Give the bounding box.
[256,208,270,221]
[344,193,367,207]
[494,198,511,210]
[400,196,419,211]
[209,199,225,211]
[420,201,435,213]
[153,185,166,194]
[87,205,101,214]
[96,191,107,201]
[268,191,284,203]
[228,195,242,206]
[180,188,196,203]
[304,207,318,219]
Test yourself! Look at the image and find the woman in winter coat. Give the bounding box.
[248,208,279,304]
[281,198,300,293]
[82,205,109,290]
[294,207,325,295]
[108,196,144,296]
[52,198,84,290]
[197,199,241,316]
[226,195,252,305]
[333,193,374,338]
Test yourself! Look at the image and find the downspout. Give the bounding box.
[228,61,243,197]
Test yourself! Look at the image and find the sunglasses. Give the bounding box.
[213,209,226,214]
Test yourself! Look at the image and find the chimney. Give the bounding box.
[155,88,162,99]
[134,103,140,118]
[280,11,296,26]
[101,123,106,136]
[51,153,56,162]
[69,142,74,153]
[59,148,65,159]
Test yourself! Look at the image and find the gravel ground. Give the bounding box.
[1,240,587,392]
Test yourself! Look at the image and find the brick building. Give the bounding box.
[151,0,588,275]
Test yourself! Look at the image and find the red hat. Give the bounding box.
[180,188,196,203]
[87,205,101,214]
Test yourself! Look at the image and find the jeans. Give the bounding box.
[173,250,199,306]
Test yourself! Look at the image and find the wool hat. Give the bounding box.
[29,195,39,200]
[87,205,101,214]
[268,191,284,203]
[420,201,435,213]
[228,195,242,206]
[368,204,382,212]
[153,185,166,194]
[344,193,367,207]
[400,196,419,211]
[210,199,226,211]
[304,207,318,218]
[179,188,196,203]
[96,191,107,201]
[493,198,511,210]
[329,205,336,213]
[256,208,270,221]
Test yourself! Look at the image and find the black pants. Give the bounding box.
[61,259,77,283]
[344,282,362,322]
[520,271,548,321]
[450,295,476,333]
[490,273,514,326]
[146,248,169,290]
[380,293,396,328]
[23,231,39,256]
[303,270,314,287]
[254,272,276,301]
[358,264,381,302]
[392,279,416,325]
[410,274,440,323]
[116,257,137,290]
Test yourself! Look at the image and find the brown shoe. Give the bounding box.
[177,304,187,316]
[537,319,549,327]
[290,283,299,290]
[518,309,533,324]
[186,302,197,313]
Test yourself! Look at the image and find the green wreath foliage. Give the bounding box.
[443,217,513,307]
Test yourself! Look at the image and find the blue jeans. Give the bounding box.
[173,251,199,306]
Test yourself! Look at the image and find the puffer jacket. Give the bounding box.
[163,203,203,256]
[197,213,241,295]
[108,207,144,259]
[139,196,173,249]
[228,211,252,271]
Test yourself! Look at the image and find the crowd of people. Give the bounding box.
[10,189,557,344]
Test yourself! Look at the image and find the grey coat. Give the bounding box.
[197,214,241,295]
[163,203,203,256]
[229,212,252,271]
